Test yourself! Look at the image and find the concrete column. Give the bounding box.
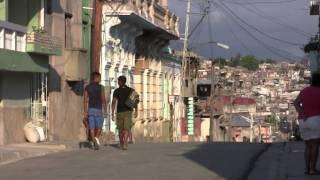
[143,69,151,120]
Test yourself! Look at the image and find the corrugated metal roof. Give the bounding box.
[230,115,251,127]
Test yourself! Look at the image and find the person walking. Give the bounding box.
[84,72,107,150]
[111,76,138,150]
[294,73,320,175]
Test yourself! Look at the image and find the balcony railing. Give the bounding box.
[0,21,27,52]
[26,32,62,55]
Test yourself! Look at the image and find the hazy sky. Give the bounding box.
[168,0,318,61]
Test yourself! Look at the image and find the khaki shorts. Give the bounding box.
[116,111,133,131]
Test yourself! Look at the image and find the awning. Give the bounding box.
[0,49,48,73]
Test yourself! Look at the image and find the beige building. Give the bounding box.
[100,0,181,142]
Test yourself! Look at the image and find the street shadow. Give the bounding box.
[107,144,122,150]
[182,142,269,180]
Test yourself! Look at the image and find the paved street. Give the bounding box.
[0,143,267,180]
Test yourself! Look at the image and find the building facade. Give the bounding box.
[46,0,93,141]
[0,0,62,145]
[0,0,95,144]
[100,0,181,142]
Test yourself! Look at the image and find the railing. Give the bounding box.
[0,21,27,52]
[26,32,62,55]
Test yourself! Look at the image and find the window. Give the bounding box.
[16,33,25,52]
[4,31,13,50]
[65,13,72,48]
[40,0,45,28]
[0,29,4,49]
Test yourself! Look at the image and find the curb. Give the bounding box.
[0,142,75,166]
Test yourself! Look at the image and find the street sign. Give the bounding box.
[186,97,194,135]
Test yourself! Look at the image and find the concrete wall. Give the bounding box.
[8,0,41,30]
[0,72,32,145]
[46,0,87,141]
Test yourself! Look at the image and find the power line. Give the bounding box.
[216,1,302,60]
[223,13,254,55]
[216,0,303,46]
[207,3,215,59]
[188,11,208,39]
[221,0,298,5]
[242,3,313,37]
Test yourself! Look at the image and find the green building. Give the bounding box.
[0,0,62,145]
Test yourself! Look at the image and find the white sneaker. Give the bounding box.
[95,137,100,145]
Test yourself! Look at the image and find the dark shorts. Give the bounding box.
[116,111,133,131]
[88,108,104,129]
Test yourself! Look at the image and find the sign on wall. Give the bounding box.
[186,97,194,135]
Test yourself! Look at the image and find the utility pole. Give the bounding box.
[181,0,192,138]
[92,0,103,72]
[182,0,191,80]
[250,113,254,142]
[210,61,218,141]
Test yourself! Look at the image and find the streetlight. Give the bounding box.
[208,41,230,50]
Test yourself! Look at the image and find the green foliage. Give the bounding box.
[215,57,227,68]
[265,115,277,125]
[239,55,259,71]
[265,59,276,64]
[229,53,241,67]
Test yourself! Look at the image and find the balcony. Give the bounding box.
[0,21,27,52]
[26,31,62,56]
[0,21,62,56]
[0,21,49,72]
[103,0,179,38]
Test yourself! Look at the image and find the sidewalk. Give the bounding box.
[248,142,320,180]
[0,141,78,166]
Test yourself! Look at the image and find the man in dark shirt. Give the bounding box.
[111,76,138,150]
[84,72,106,150]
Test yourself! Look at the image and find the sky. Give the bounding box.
[168,0,318,61]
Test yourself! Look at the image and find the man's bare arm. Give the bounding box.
[83,90,89,118]
[101,90,107,117]
[111,98,117,118]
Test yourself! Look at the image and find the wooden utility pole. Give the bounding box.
[209,61,218,141]
[182,0,191,80]
[92,0,103,72]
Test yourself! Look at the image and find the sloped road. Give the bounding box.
[0,143,268,180]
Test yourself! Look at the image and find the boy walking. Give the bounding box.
[84,72,106,150]
[111,76,138,150]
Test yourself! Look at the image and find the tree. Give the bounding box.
[229,53,241,67]
[215,57,227,68]
[265,115,277,125]
[266,58,276,64]
[239,55,259,71]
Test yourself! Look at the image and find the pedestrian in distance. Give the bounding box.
[83,72,107,150]
[111,76,139,150]
[294,73,320,175]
